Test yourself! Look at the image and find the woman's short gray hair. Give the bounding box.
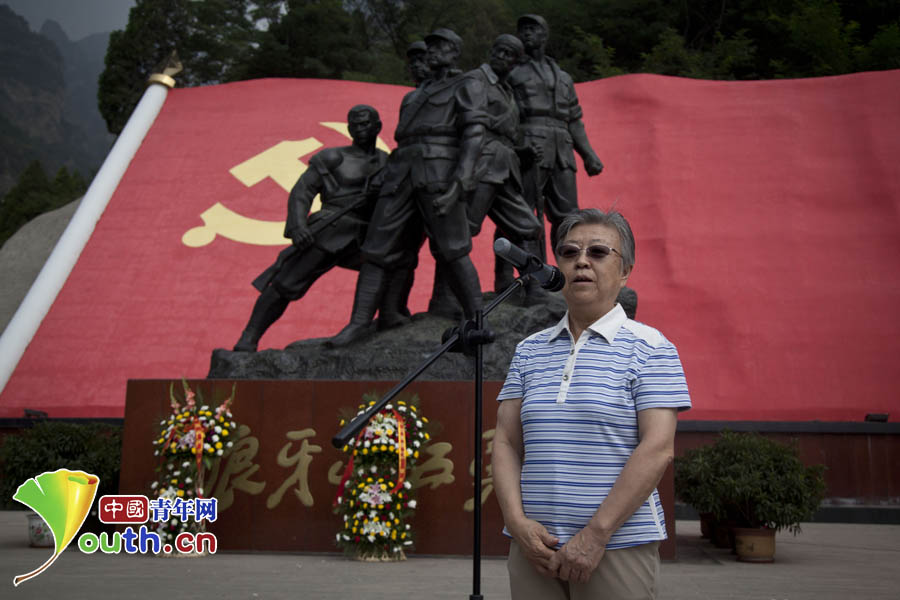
[555,209,636,270]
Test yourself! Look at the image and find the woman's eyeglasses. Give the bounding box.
[555,243,622,261]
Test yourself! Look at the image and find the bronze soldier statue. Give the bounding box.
[375,40,433,328]
[497,14,604,288]
[399,39,467,320]
[465,34,546,302]
[233,105,388,352]
[328,28,488,346]
[407,40,430,86]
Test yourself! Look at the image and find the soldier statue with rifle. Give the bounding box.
[233,105,388,352]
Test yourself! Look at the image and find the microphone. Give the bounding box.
[493,238,565,291]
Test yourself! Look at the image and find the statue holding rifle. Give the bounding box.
[233,105,388,352]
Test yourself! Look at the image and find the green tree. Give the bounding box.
[236,0,373,80]
[784,0,854,76]
[98,0,268,134]
[641,28,706,77]
[98,0,193,135]
[856,22,900,71]
[0,161,86,249]
[96,0,900,132]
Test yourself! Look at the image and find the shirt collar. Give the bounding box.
[479,63,499,85]
[547,304,628,343]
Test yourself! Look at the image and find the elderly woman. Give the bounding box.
[493,209,691,599]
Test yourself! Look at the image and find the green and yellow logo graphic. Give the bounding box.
[12,469,99,586]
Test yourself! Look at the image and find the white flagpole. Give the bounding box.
[0,72,178,398]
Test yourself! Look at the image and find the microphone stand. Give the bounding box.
[332,275,531,600]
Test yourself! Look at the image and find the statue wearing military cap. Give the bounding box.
[500,13,604,287]
[328,28,489,346]
[406,40,430,86]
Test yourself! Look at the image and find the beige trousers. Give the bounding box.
[507,539,660,600]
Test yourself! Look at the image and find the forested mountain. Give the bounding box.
[0,5,110,197]
[39,20,114,171]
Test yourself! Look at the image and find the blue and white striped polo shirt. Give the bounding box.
[498,304,691,549]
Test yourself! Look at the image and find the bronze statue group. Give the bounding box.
[234,14,603,353]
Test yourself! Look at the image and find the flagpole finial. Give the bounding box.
[148,50,183,88]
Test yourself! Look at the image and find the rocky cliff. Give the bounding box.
[0,6,111,196]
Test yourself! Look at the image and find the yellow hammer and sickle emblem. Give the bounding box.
[182,123,390,248]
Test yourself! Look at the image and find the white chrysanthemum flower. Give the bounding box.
[408,500,417,509]
[212,434,220,442]
[215,425,222,434]
[403,481,411,489]
[370,466,377,473]
[185,477,193,484]
[216,449,224,456]
[150,481,159,489]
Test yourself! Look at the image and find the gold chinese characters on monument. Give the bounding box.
[202,426,495,514]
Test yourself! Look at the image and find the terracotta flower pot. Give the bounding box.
[733,527,776,562]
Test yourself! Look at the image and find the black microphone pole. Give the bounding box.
[331,277,535,600]
[471,306,484,600]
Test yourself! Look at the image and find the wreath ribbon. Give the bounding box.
[191,418,206,497]
[333,428,364,507]
[390,410,407,493]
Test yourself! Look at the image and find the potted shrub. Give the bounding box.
[0,421,122,542]
[675,431,826,562]
[673,443,720,539]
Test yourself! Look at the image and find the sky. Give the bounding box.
[4,0,135,40]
